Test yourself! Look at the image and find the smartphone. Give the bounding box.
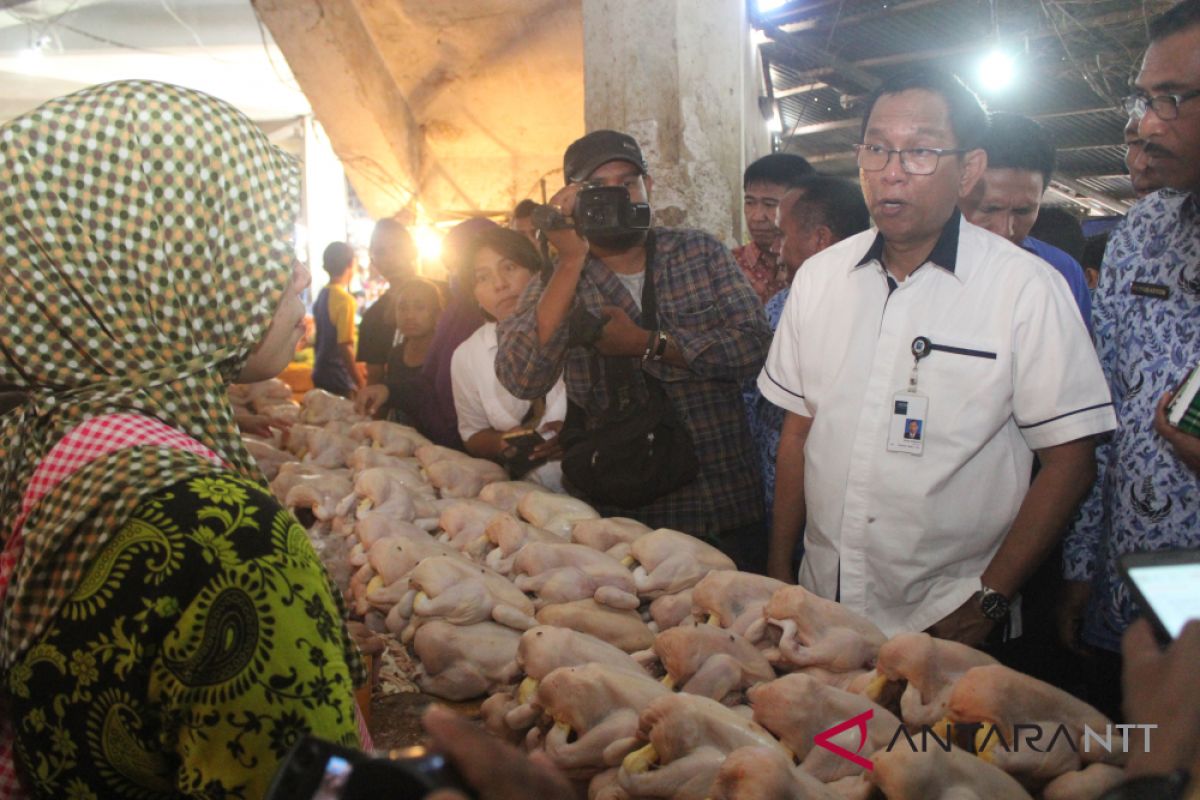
[501,429,546,453]
[1118,549,1200,645]
[265,735,474,800]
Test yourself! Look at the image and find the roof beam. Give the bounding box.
[774,81,832,99]
[1047,178,1130,214]
[771,7,1160,83]
[759,22,881,92]
[780,0,946,34]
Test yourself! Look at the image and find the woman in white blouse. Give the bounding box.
[451,227,567,490]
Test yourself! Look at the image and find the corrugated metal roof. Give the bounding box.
[756,0,1174,213]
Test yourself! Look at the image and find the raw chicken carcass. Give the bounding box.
[649,590,695,632]
[517,491,599,537]
[242,437,294,481]
[426,456,508,498]
[864,632,997,727]
[406,556,536,637]
[512,541,639,610]
[619,694,787,800]
[1041,764,1125,800]
[257,402,300,428]
[869,744,1034,800]
[691,571,785,639]
[482,513,563,574]
[711,746,842,800]
[270,461,346,499]
[500,625,650,735]
[477,480,549,513]
[346,445,414,473]
[414,443,477,468]
[652,623,774,702]
[299,388,361,425]
[947,664,1123,785]
[301,427,358,469]
[535,663,672,779]
[437,499,509,556]
[353,513,431,549]
[536,599,655,653]
[229,378,292,412]
[763,585,886,673]
[626,529,736,599]
[748,673,900,782]
[572,517,651,560]
[413,621,521,701]
[280,470,353,521]
[336,467,436,525]
[349,419,430,456]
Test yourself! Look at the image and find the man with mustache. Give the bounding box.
[758,68,1114,646]
[1062,0,1200,722]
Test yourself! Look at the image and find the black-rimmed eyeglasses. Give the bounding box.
[1122,89,1200,121]
[854,144,967,175]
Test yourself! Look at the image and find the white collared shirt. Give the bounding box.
[451,322,567,491]
[758,214,1116,636]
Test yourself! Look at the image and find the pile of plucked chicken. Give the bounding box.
[234,380,1128,800]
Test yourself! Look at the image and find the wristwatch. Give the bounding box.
[977,585,1010,621]
[1098,770,1190,800]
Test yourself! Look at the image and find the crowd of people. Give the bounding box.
[0,0,1197,797]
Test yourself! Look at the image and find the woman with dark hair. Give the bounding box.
[0,81,365,798]
[450,228,566,489]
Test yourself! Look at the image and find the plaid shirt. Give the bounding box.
[496,228,771,537]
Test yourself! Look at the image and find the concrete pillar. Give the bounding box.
[582,0,768,245]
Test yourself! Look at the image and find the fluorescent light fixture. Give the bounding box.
[978,49,1016,92]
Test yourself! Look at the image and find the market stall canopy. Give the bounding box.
[253,0,585,222]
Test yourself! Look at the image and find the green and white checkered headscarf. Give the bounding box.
[0,81,299,667]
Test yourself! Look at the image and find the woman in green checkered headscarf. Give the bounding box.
[0,81,363,798]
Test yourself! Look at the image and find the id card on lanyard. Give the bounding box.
[887,336,931,456]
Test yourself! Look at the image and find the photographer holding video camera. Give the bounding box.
[495,130,773,572]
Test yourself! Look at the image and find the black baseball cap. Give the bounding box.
[563,130,647,184]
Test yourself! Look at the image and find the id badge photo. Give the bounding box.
[888,392,928,455]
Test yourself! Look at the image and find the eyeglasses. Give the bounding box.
[1122,89,1200,121]
[854,144,967,175]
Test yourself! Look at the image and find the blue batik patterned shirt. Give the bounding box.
[744,286,790,530]
[1064,189,1200,652]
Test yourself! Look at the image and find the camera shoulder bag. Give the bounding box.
[560,234,699,508]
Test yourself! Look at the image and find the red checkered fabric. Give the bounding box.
[0,413,222,799]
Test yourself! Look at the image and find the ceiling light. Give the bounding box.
[757,0,788,13]
[978,50,1016,92]
[768,115,783,134]
[411,225,443,269]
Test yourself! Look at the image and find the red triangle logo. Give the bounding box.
[813,708,874,770]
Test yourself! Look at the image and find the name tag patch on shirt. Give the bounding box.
[1131,281,1170,299]
[888,392,928,455]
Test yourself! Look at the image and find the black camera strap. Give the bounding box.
[563,232,661,427]
[605,231,660,414]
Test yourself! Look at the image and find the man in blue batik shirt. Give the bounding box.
[960,111,1093,333]
[1061,0,1200,721]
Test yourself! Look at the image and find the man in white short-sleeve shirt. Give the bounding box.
[758,69,1116,644]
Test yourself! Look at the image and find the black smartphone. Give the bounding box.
[1118,549,1200,645]
[501,429,545,453]
[265,735,475,800]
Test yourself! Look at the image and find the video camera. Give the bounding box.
[265,735,475,800]
[530,185,651,240]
